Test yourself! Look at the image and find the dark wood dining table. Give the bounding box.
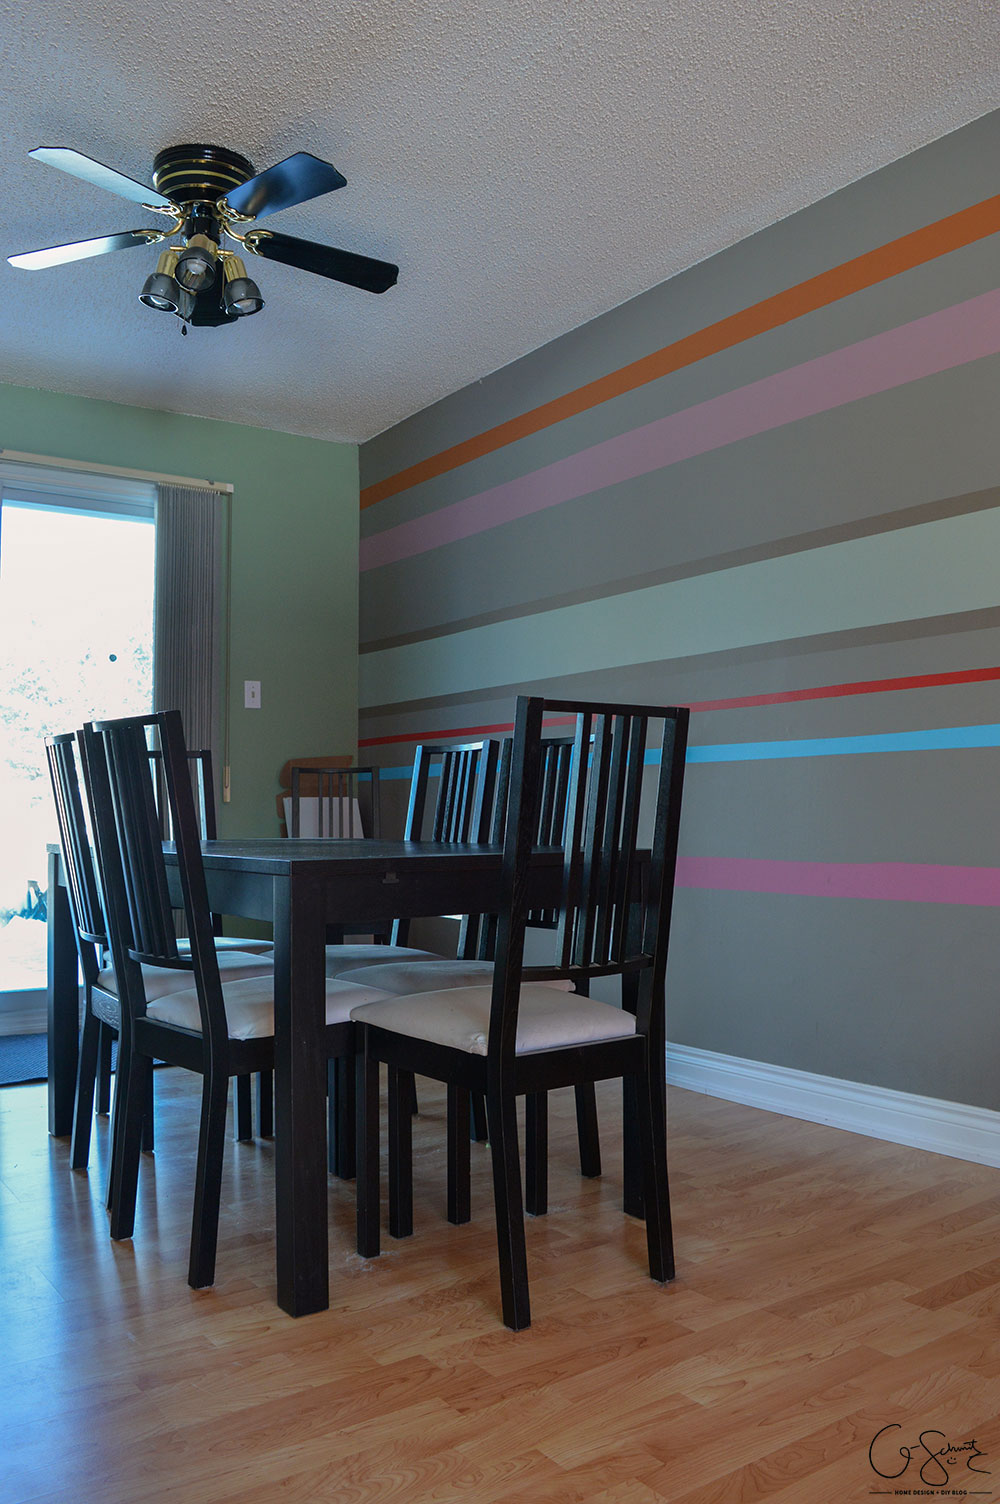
[47,836,567,1318]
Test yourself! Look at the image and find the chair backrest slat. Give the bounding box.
[148,746,224,936]
[488,696,689,1059]
[45,733,107,985]
[394,738,501,950]
[148,747,218,841]
[102,720,179,965]
[607,715,646,967]
[592,715,630,966]
[556,713,592,971]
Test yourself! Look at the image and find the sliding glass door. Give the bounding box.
[0,472,155,1011]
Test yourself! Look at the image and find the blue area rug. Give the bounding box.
[0,1033,122,1087]
[0,1032,47,1086]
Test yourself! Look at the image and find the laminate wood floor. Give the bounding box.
[2,1070,1000,1503]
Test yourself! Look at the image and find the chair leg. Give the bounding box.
[257,1070,274,1139]
[70,1006,101,1170]
[328,1057,356,1179]
[234,1074,253,1142]
[109,1052,151,1241]
[188,1070,231,1289]
[106,1048,122,1213]
[635,1058,674,1284]
[622,1074,644,1219]
[524,1092,548,1216]
[388,1066,414,1238]
[447,1084,471,1225]
[355,1037,381,1259]
[486,1082,530,1331]
[141,1066,155,1153]
[470,1091,489,1142]
[96,1022,114,1116]
[575,1083,601,1178]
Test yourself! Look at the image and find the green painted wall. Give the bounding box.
[0,381,358,837]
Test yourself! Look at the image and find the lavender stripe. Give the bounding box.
[677,856,1000,906]
[361,288,1000,572]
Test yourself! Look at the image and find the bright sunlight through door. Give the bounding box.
[0,501,154,993]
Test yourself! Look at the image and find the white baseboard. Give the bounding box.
[666,1043,1000,1168]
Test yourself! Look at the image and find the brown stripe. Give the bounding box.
[359,608,1000,720]
[360,194,1000,511]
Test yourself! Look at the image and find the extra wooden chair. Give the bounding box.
[289,763,381,838]
[81,710,391,1289]
[351,694,689,1329]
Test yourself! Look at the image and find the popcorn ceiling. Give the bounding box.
[0,0,998,443]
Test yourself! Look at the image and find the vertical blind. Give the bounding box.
[153,483,226,764]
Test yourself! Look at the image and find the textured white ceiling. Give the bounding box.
[1,0,999,445]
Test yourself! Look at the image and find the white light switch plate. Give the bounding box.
[244,680,261,709]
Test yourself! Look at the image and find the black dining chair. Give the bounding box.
[321,739,504,979]
[339,734,603,1200]
[46,732,279,1179]
[148,744,274,1139]
[322,738,505,1173]
[350,694,689,1330]
[46,731,152,1177]
[81,709,391,1289]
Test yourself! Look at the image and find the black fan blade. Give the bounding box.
[8,229,161,271]
[246,230,398,293]
[28,148,174,209]
[224,153,347,221]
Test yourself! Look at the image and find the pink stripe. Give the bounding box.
[361,288,1000,572]
[676,856,1000,906]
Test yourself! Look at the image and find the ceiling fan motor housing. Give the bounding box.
[151,144,255,211]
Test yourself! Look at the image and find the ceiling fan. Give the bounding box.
[7,144,399,328]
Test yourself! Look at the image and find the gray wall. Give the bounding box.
[358,109,1000,1111]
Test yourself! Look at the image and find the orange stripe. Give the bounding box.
[361,194,1000,511]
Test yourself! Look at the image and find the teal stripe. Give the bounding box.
[687,723,1000,763]
[361,508,1000,709]
[379,722,1000,778]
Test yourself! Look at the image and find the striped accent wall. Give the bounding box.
[358,109,1000,1114]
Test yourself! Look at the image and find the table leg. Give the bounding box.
[47,850,79,1138]
[272,875,330,1317]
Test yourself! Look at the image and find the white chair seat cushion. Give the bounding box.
[147,975,395,1041]
[98,949,273,1003]
[179,936,274,955]
[350,984,636,1057]
[336,958,574,995]
[324,943,442,978]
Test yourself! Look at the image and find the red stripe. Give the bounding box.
[689,666,1000,713]
[358,667,1000,749]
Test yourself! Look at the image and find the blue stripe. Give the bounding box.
[378,722,1000,778]
[686,723,1000,763]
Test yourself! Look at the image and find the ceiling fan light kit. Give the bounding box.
[138,248,181,311]
[8,142,398,330]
